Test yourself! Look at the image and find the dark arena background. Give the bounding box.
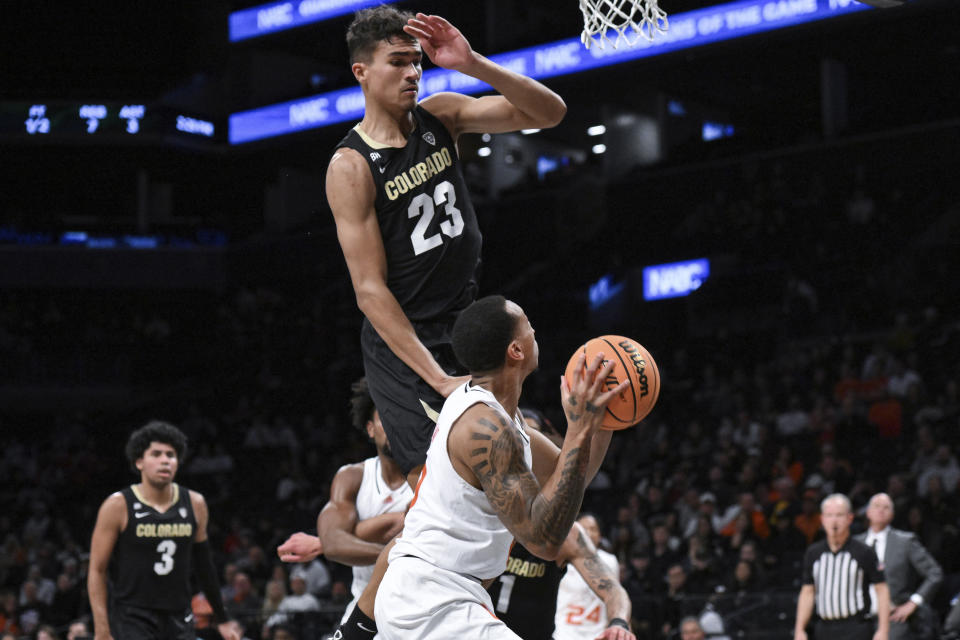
[2,0,959,638]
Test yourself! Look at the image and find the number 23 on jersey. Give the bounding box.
[408,180,464,256]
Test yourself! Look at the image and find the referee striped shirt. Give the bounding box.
[802,537,885,620]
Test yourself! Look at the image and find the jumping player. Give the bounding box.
[329,8,565,636]
[275,378,412,626]
[328,6,566,486]
[374,295,629,639]
[88,421,238,640]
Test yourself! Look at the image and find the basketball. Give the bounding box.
[564,335,660,430]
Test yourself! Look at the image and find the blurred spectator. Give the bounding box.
[47,573,82,628]
[65,619,90,640]
[794,489,822,545]
[225,572,261,627]
[20,565,55,605]
[680,615,706,640]
[16,580,48,636]
[267,572,320,628]
[35,625,59,640]
[916,445,959,497]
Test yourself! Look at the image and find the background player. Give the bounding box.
[275,378,412,627]
[488,515,633,640]
[374,295,629,639]
[87,420,238,640]
[553,514,631,640]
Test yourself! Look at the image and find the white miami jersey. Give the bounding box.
[390,382,532,580]
[553,549,619,640]
[340,457,412,625]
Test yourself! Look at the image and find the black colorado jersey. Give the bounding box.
[487,543,566,640]
[110,484,197,611]
[336,105,481,322]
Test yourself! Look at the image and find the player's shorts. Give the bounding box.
[110,602,196,640]
[361,317,465,474]
[374,555,521,640]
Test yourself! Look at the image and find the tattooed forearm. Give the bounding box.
[465,408,592,554]
[573,531,630,620]
[529,446,590,546]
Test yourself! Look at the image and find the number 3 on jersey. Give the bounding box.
[154,539,176,575]
[408,180,464,256]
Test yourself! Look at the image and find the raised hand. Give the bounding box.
[561,352,629,439]
[403,13,476,72]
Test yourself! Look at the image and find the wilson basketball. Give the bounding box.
[564,335,660,430]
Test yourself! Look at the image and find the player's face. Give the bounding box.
[578,515,602,547]
[867,494,894,529]
[367,409,393,459]
[821,497,853,539]
[680,621,705,640]
[360,37,423,111]
[507,301,539,373]
[136,441,178,485]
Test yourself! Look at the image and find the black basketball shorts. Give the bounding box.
[361,317,465,474]
[110,603,196,640]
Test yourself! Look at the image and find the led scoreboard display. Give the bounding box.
[1,102,220,144]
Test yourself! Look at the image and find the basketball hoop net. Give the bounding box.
[579,0,668,49]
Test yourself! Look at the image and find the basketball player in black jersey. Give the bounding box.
[329,5,566,486]
[88,421,239,640]
[329,8,564,637]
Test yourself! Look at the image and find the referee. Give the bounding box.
[794,493,890,640]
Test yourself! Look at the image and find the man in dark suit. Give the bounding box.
[856,493,943,640]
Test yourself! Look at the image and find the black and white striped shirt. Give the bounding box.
[802,537,885,621]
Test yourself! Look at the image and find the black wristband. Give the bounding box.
[608,617,630,630]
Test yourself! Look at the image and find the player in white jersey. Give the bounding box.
[374,295,632,639]
[276,378,412,627]
[554,514,625,639]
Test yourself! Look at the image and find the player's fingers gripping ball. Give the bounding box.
[564,335,660,430]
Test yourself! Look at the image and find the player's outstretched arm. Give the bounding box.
[560,524,634,640]
[406,14,566,137]
[327,148,468,398]
[451,354,627,560]
[88,493,124,640]
[317,463,390,566]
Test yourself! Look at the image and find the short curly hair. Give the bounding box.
[349,377,376,433]
[452,295,519,373]
[125,420,188,472]
[346,5,416,63]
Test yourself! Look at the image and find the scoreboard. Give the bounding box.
[1,101,221,145]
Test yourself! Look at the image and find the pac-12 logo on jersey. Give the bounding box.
[422,131,436,146]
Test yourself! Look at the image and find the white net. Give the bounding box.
[579,0,669,49]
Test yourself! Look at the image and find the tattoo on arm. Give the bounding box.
[575,530,615,594]
[468,412,589,549]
